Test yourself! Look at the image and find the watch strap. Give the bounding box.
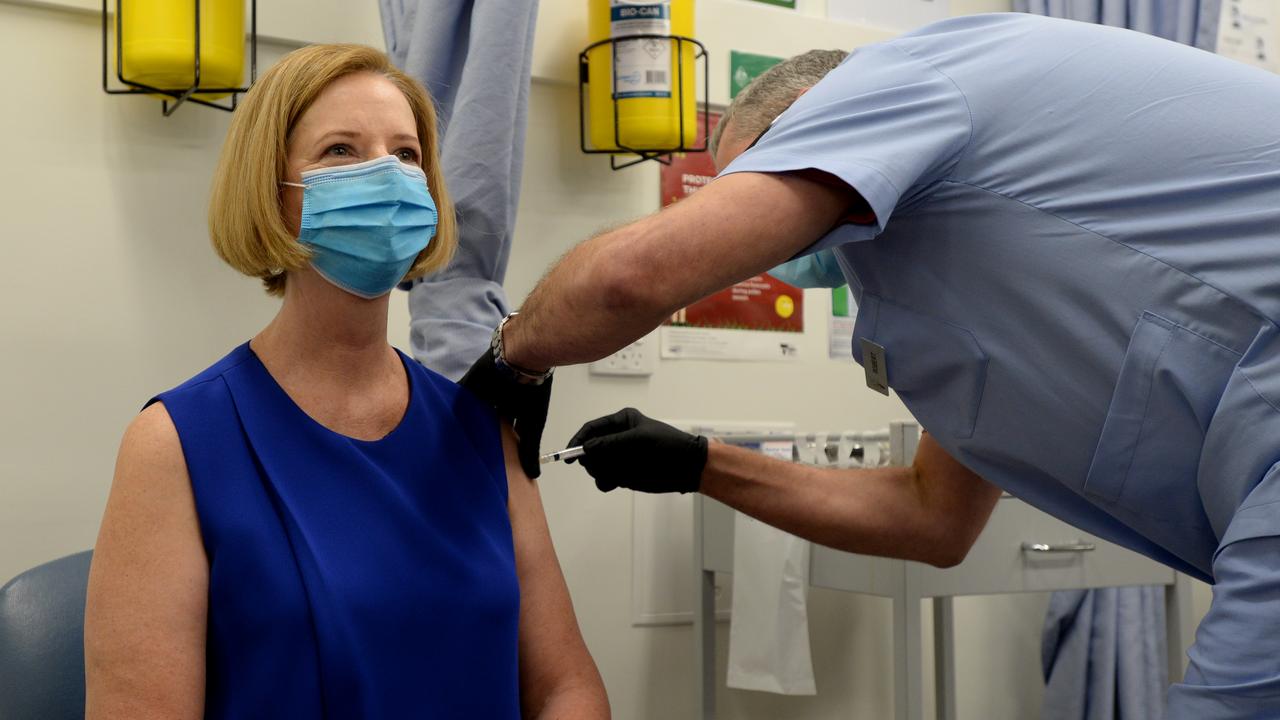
[491,312,553,386]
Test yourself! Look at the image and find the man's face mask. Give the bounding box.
[768,249,847,289]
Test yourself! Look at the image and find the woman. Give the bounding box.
[83,44,609,719]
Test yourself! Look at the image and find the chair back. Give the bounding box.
[0,551,93,720]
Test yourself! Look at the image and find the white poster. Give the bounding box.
[1217,0,1280,73]
[827,0,950,33]
[829,315,856,361]
[660,326,801,361]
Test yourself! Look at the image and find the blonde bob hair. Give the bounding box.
[209,44,457,296]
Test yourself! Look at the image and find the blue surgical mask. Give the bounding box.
[282,155,438,299]
[768,249,847,288]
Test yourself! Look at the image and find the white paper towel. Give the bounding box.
[726,440,816,695]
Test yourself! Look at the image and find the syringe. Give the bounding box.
[539,446,585,464]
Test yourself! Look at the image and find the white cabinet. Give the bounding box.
[694,491,1196,719]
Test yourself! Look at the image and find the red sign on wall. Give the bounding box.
[659,111,803,334]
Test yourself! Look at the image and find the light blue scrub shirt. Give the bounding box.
[725,13,1280,584]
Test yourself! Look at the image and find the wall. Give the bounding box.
[0,1,1210,719]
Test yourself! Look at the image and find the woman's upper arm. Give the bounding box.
[502,425,609,719]
[84,402,208,720]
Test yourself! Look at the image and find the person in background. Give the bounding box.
[83,43,608,719]
[461,13,1280,718]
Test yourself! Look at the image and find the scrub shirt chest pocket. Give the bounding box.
[1084,312,1242,527]
[852,292,989,440]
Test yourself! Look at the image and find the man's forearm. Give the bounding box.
[503,172,852,371]
[700,434,1001,567]
[507,222,674,371]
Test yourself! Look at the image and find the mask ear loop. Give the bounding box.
[280,182,306,250]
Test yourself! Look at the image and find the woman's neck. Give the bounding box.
[251,268,397,386]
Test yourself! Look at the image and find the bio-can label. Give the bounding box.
[610,1,672,99]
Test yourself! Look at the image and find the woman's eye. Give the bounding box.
[396,148,420,163]
[325,144,351,157]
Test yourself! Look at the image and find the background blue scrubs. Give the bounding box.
[722,13,1280,715]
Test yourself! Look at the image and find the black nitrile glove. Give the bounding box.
[459,349,553,480]
[567,407,708,493]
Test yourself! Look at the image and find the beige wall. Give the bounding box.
[1,1,1209,718]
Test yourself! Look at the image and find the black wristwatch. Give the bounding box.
[490,312,554,386]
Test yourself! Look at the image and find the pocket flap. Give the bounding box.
[1085,312,1240,515]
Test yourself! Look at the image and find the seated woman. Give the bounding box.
[83,44,609,719]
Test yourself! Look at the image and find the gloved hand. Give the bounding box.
[459,349,553,480]
[567,407,708,493]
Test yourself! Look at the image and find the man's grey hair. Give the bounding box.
[709,49,849,160]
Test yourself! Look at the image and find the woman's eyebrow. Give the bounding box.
[313,129,361,145]
[311,130,419,146]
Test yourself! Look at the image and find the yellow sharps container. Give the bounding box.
[586,0,697,153]
[121,0,245,100]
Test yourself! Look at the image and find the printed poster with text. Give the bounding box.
[659,110,804,361]
[1216,0,1280,73]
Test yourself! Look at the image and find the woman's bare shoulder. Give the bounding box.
[101,400,203,552]
[85,403,208,718]
[98,400,202,563]
[120,402,183,466]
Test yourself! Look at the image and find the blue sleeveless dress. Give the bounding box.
[149,343,521,719]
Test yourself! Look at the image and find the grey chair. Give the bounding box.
[0,550,93,720]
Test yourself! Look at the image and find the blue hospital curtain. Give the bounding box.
[1013,0,1222,49]
[379,0,540,379]
[1040,587,1168,720]
[1011,6,1221,717]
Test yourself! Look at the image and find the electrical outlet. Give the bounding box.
[589,331,657,376]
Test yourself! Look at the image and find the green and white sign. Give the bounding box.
[746,0,797,8]
[730,50,784,99]
[829,286,856,361]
